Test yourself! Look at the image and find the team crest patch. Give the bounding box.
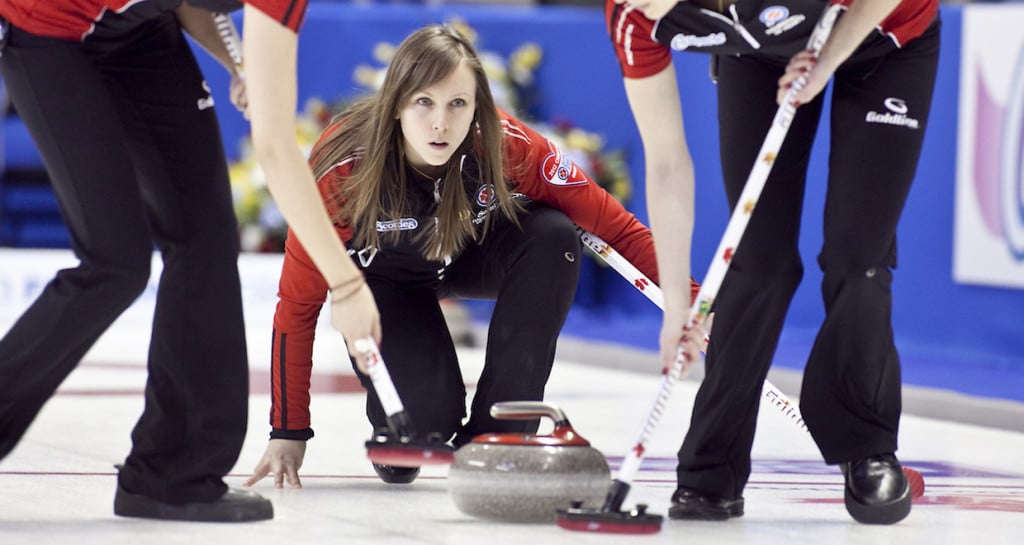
[541,142,587,186]
[476,184,496,206]
[759,6,790,27]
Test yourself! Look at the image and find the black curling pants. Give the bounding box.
[356,206,581,447]
[676,20,941,500]
[0,15,249,504]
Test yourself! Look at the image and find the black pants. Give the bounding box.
[676,20,941,500]
[356,206,581,447]
[0,15,248,503]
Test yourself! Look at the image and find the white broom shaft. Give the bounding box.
[689,3,842,330]
[577,227,807,431]
[353,338,406,416]
[213,12,245,78]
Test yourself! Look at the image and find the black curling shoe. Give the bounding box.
[667,487,744,521]
[114,486,273,522]
[841,453,912,524]
[372,463,420,484]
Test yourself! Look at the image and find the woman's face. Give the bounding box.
[399,61,477,175]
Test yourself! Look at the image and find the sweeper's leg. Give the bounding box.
[442,206,581,445]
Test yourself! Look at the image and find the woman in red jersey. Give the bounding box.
[606,0,939,523]
[241,24,667,489]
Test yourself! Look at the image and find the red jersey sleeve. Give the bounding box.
[269,230,326,435]
[499,110,660,285]
[827,0,938,48]
[606,0,671,79]
[245,0,308,32]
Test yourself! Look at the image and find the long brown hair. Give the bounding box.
[309,25,522,260]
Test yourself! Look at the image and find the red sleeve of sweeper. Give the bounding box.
[605,0,671,79]
[268,230,328,438]
[245,0,309,32]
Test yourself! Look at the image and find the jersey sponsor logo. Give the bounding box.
[865,97,920,129]
[470,192,528,225]
[541,142,587,186]
[669,31,727,51]
[764,14,805,36]
[376,218,419,232]
[884,97,909,114]
[475,184,496,206]
[759,6,790,27]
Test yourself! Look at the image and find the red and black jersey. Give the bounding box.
[0,0,180,41]
[269,108,662,433]
[0,0,306,41]
[246,0,307,32]
[606,0,939,79]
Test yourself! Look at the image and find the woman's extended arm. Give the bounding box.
[242,5,381,369]
[624,63,703,373]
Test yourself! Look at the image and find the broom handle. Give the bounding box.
[577,227,806,431]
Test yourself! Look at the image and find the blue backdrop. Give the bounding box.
[2,3,1020,402]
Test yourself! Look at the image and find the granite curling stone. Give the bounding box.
[447,401,611,523]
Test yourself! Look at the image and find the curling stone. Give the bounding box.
[447,401,610,523]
